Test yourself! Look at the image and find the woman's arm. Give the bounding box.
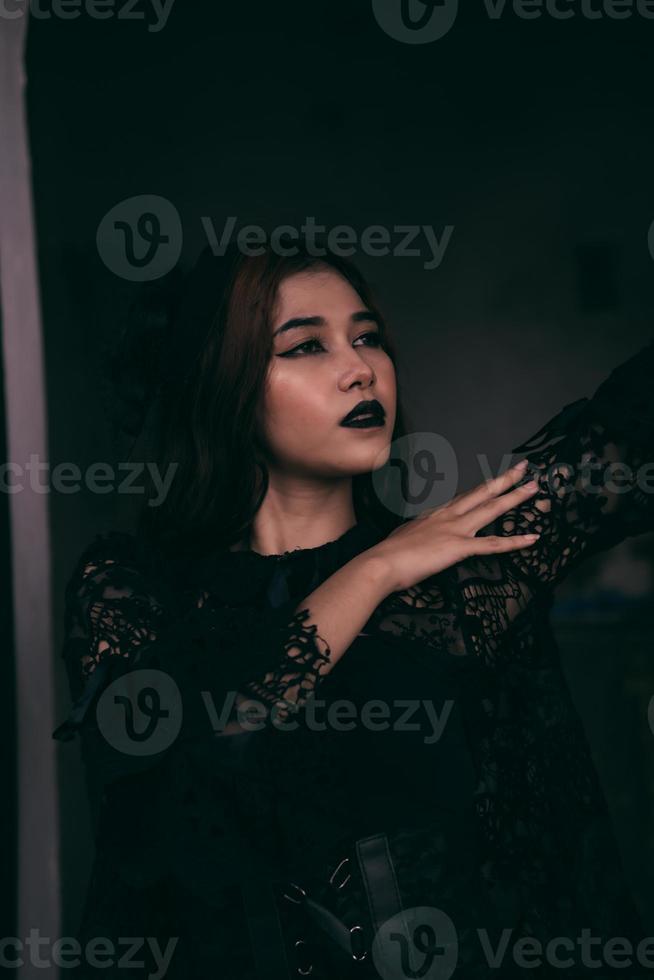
[491,337,654,591]
[52,532,392,787]
[362,339,654,666]
[439,337,654,664]
[233,550,391,724]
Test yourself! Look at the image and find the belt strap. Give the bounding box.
[303,895,357,957]
[356,832,403,935]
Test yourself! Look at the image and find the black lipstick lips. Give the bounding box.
[339,399,386,427]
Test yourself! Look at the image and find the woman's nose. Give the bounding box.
[338,352,375,390]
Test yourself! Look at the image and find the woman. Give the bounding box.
[53,242,654,979]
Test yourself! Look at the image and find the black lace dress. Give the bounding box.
[53,340,654,980]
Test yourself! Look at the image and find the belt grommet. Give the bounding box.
[350,924,367,961]
[294,939,313,975]
[328,856,351,890]
[283,882,307,904]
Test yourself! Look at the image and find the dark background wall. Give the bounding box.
[24,0,654,938]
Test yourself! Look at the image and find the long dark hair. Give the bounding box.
[116,241,412,559]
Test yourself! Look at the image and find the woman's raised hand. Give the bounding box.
[370,458,541,593]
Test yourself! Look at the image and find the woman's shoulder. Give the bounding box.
[65,528,239,608]
[69,528,151,576]
[73,528,141,562]
[64,528,170,602]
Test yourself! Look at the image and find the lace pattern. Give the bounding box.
[56,534,335,746]
[237,606,332,723]
[71,557,166,690]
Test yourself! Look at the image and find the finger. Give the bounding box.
[450,458,532,517]
[462,478,541,534]
[468,532,541,555]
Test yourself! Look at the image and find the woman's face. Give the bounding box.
[260,266,397,479]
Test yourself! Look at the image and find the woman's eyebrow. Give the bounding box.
[273,310,378,338]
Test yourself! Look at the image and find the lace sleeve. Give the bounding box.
[52,532,332,789]
[368,340,654,667]
[489,337,654,591]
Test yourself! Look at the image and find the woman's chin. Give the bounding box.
[333,441,392,475]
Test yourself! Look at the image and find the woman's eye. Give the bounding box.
[354,331,382,347]
[282,331,382,357]
[286,338,324,356]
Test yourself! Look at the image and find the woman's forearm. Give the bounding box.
[216,551,396,735]
[289,550,393,677]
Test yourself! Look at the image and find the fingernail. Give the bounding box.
[523,480,539,490]
[515,458,529,468]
